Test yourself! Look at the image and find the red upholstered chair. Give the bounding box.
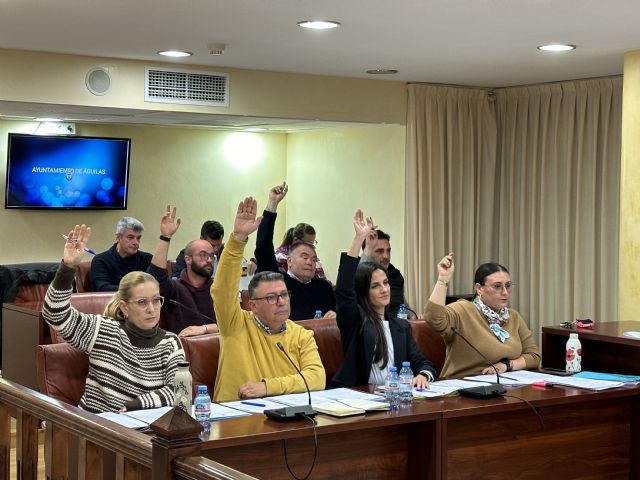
[180,333,220,398]
[74,261,93,293]
[50,292,115,343]
[36,342,89,406]
[408,320,446,376]
[297,318,344,387]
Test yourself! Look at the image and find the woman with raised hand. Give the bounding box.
[42,222,185,413]
[424,253,540,378]
[332,210,437,388]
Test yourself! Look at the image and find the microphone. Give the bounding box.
[402,305,420,319]
[264,342,317,421]
[450,327,506,399]
[168,299,215,326]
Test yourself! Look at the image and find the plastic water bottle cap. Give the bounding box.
[402,361,410,367]
[198,385,207,393]
[389,366,397,372]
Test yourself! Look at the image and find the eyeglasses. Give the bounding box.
[189,252,216,261]
[127,296,165,309]
[251,291,291,305]
[484,282,514,292]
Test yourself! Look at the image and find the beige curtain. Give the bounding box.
[406,77,621,338]
[405,84,497,307]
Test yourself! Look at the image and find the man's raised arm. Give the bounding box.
[255,182,288,273]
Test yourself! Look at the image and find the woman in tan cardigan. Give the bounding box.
[424,253,540,379]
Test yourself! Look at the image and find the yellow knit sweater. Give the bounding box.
[211,236,326,402]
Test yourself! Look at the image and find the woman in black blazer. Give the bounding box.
[331,210,437,388]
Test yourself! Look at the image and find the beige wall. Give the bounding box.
[0,121,406,275]
[619,50,640,320]
[285,126,406,281]
[0,49,407,125]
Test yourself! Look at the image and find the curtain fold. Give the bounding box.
[406,77,621,338]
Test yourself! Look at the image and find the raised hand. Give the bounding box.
[437,252,455,282]
[266,182,288,212]
[233,197,263,241]
[160,204,181,237]
[352,209,372,239]
[63,224,92,267]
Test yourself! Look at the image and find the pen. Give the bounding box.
[241,401,266,407]
[61,234,97,255]
[499,374,519,382]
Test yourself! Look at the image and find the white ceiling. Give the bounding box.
[1,0,638,130]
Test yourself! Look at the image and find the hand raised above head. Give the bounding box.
[233,197,263,241]
[63,224,92,267]
[160,204,181,237]
[437,252,455,281]
[269,182,288,203]
[352,209,373,239]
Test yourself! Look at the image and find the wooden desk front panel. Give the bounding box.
[444,395,633,479]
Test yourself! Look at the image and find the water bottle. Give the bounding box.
[194,385,211,421]
[565,333,582,373]
[397,304,408,320]
[399,361,414,404]
[314,310,322,319]
[173,361,192,413]
[385,366,400,410]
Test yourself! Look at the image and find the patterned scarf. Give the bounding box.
[473,295,510,343]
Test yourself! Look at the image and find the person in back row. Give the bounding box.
[43,224,184,413]
[147,205,218,336]
[275,222,327,280]
[90,216,153,291]
[211,196,325,402]
[254,182,336,320]
[424,252,540,378]
[361,228,411,319]
[332,210,437,388]
[172,220,224,278]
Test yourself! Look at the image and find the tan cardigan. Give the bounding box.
[424,300,540,378]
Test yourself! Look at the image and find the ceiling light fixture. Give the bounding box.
[537,44,576,52]
[297,20,341,30]
[36,117,62,122]
[158,50,193,58]
[366,69,399,75]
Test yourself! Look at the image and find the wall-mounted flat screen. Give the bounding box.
[5,133,131,209]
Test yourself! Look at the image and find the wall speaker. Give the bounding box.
[85,67,111,96]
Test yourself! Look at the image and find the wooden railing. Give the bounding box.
[0,378,256,480]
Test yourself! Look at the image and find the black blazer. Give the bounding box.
[331,253,436,387]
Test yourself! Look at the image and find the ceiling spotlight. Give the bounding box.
[297,20,341,30]
[537,44,576,52]
[208,43,226,55]
[158,50,193,57]
[366,69,399,75]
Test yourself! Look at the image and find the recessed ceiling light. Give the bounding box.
[158,50,193,57]
[36,117,62,122]
[366,69,399,75]
[297,20,341,30]
[537,44,576,52]
[244,128,267,132]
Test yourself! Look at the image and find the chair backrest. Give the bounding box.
[36,342,89,406]
[74,261,93,293]
[297,318,344,387]
[408,320,446,376]
[180,333,220,398]
[50,292,115,343]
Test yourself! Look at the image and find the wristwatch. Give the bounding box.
[499,358,512,372]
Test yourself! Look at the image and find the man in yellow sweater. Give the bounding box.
[211,195,326,402]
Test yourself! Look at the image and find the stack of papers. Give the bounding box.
[313,399,389,417]
[98,406,173,430]
[464,370,625,391]
[623,331,640,339]
[574,371,640,384]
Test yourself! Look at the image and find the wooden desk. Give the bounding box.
[196,386,639,479]
[1,301,48,389]
[541,321,640,374]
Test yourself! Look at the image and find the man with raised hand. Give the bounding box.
[211,196,325,402]
[147,205,218,336]
[254,183,336,320]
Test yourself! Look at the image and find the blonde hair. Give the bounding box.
[104,271,159,321]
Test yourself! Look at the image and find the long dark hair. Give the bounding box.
[474,263,510,288]
[279,223,316,248]
[354,261,389,367]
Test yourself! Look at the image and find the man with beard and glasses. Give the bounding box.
[147,205,218,337]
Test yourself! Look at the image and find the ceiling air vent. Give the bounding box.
[145,67,229,107]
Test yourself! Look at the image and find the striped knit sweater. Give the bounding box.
[42,263,185,413]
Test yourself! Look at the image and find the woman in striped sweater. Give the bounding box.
[42,223,185,413]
